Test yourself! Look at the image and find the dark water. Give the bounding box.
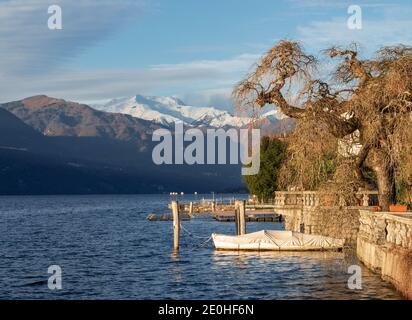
[0,194,402,300]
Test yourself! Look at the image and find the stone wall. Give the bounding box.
[275,191,377,246]
[357,210,412,299]
[283,206,360,245]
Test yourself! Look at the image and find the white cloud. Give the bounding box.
[178,88,234,112]
[0,0,147,75]
[287,0,392,9]
[151,54,259,73]
[0,53,260,104]
[297,15,412,55]
[0,0,260,106]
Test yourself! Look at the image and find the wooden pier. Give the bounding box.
[214,213,281,222]
[164,200,280,251]
[165,200,282,223]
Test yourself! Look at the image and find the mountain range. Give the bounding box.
[2,95,160,144]
[93,94,289,129]
[0,94,294,195]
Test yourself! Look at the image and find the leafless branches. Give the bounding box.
[234,40,412,209]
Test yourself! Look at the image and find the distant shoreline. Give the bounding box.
[0,192,249,197]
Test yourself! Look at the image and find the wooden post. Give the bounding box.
[238,200,246,235]
[211,201,216,213]
[171,201,180,251]
[189,201,194,216]
[235,206,240,235]
[234,200,246,235]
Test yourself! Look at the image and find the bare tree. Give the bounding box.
[234,40,412,210]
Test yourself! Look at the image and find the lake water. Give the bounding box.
[0,194,402,299]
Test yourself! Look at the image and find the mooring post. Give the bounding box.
[171,201,180,251]
[237,200,246,235]
[211,201,216,213]
[234,200,246,235]
[189,201,194,216]
[235,203,240,235]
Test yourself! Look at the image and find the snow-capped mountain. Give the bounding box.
[93,95,279,128]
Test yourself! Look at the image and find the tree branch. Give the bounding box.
[328,48,371,84]
[266,91,305,119]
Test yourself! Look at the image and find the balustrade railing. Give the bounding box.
[273,190,379,208]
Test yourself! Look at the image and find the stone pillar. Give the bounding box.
[362,194,370,207]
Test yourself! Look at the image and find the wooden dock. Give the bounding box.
[165,200,283,223]
[213,211,282,222]
[213,213,282,222]
[146,213,191,221]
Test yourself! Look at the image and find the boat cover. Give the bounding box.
[212,230,345,251]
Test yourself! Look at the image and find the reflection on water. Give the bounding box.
[210,250,400,300]
[213,250,346,260]
[0,194,403,300]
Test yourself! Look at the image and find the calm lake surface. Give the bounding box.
[0,194,402,299]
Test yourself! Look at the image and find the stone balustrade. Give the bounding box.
[358,210,412,249]
[273,190,379,208]
[386,215,412,249]
[357,210,412,299]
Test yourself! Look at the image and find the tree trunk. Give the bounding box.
[370,149,396,211]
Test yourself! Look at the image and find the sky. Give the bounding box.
[0,0,411,110]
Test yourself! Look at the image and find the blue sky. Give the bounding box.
[0,0,411,109]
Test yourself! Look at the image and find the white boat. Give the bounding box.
[212,230,345,251]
